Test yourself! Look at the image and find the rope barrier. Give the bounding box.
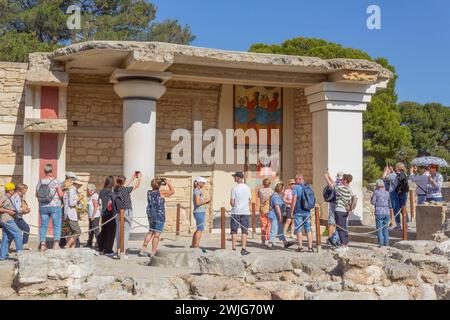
[10,201,409,247]
[17,214,118,239]
[334,207,404,235]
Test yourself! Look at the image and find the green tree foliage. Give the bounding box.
[399,101,450,177]
[0,0,195,62]
[249,37,416,183]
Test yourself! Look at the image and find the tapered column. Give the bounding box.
[111,70,171,233]
[305,82,386,223]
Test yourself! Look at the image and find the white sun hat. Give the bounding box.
[195,176,207,184]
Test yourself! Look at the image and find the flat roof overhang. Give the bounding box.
[50,41,393,88]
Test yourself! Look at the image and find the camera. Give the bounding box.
[160,177,167,186]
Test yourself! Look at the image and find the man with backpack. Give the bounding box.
[291,174,315,253]
[35,164,63,251]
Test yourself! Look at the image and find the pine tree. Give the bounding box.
[0,0,196,62]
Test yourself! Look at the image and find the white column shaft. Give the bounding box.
[123,99,156,230]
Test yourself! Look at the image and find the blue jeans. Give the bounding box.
[330,230,340,245]
[39,206,62,242]
[390,192,409,226]
[14,218,30,244]
[269,215,286,242]
[375,215,390,246]
[417,195,427,205]
[0,220,23,260]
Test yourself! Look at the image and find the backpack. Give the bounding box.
[37,178,56,204]
[105,192,123,216]
[323,185,336,203]
[301,184,316,210]
[395,172,409,195]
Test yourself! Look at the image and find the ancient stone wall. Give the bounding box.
[0,62,26,124]
[65,77,221,232]
[0,62,27,191]
[293,88,313,182]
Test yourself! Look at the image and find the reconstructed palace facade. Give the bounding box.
[0,41,392,235]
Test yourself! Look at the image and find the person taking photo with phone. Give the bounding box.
[115,172,142,259]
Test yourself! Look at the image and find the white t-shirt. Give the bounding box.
[88,193,101,219]
[230,183,252,215]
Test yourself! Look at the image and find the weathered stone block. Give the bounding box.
[416,205,448,240]
[198,250,246,278]
[23,118,68,133]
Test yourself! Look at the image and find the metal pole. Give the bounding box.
[252,202,256,239]
[120,208,125,259]
[176,203,181,240]
[221,207,226,249]
[402,206,407,240]
[409,190,415,220]
[315,205,321,252]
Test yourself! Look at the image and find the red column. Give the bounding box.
[39,87,60,235]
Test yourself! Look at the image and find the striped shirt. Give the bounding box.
[335,185,352,213]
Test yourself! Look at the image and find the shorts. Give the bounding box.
[328,202,336,225]
[194,211,206,232]
[148,215,165,233]
[294,213,311,234]
[284,206,293,219]
[68,220,81,239]
[230,214,249,235]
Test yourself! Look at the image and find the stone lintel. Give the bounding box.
[23,118,68,133]
[26,69,69,87]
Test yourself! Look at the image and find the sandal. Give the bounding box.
[295,247,304,252]
[308,247,315,253]
[40,242,47,252]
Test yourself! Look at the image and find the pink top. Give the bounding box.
[283,188,293,207]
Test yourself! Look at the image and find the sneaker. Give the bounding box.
[241,248,250,256]
[123,254,129,260]
[138,250,150,257]
[335,247,346,254]
[104,253,115,258]
[327,238,338,248]
[284,241,296,249]
[92,249,100,256]
[266,242,274,249]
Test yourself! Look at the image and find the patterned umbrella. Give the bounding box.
[411,156,449,168]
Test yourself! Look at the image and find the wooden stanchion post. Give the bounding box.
[252,203,256,239]
[176,203,181,240]
[315,205,321,253]
[402,206,407,240]
[409,190,415,220]
[120,208,125,259]
[221,207,226,249]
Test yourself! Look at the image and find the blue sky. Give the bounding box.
[151,0,450,105]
